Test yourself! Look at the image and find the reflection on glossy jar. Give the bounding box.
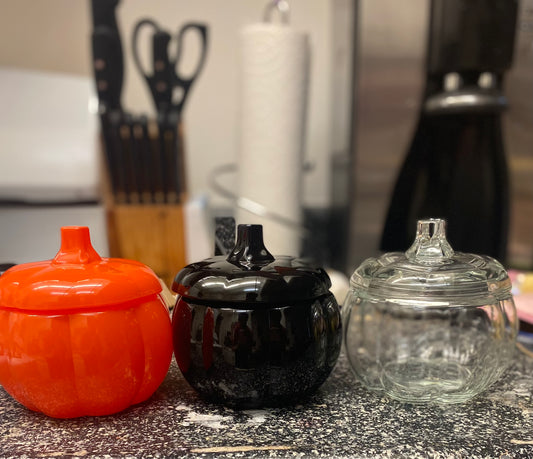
[343,219,518,404]
[172,224,342,408]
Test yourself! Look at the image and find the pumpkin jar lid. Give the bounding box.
[172,224,332,304]
[0,226,162,313]
[351,219,512,305]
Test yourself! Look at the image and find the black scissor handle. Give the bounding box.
[171,23,209,113]
[131,18,160,80]
[132,19,209,115]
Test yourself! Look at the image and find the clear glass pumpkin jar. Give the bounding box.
[342,219,518,404]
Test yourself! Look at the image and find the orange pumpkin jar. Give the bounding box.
[0,226,173,418]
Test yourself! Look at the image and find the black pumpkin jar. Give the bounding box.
[171,224,342,408]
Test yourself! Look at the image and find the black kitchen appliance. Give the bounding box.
[379,0,519,262]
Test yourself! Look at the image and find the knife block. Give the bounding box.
[100,116,188,289]
[106,203,186,288]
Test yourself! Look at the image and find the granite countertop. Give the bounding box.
[1,351,533,458]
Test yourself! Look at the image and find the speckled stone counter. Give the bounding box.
[1,352,533,458]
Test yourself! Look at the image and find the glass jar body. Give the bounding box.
[343,290,518,404]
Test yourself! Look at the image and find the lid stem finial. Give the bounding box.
[227,224,275,269]
[53,226,102,264]
[405,219,454,263]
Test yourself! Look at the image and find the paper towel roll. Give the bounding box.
[236,23,310,256]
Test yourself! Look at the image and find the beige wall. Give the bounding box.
[0,1,91,76]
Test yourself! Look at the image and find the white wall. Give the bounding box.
[0,0,337,209]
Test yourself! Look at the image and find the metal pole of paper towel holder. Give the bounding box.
[209,163,312,238]
[264,0,290,24]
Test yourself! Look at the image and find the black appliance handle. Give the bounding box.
[427,0,518,76]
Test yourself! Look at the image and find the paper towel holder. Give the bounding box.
[263,0,290,24]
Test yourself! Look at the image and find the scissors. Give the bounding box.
[132,19,208,116]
